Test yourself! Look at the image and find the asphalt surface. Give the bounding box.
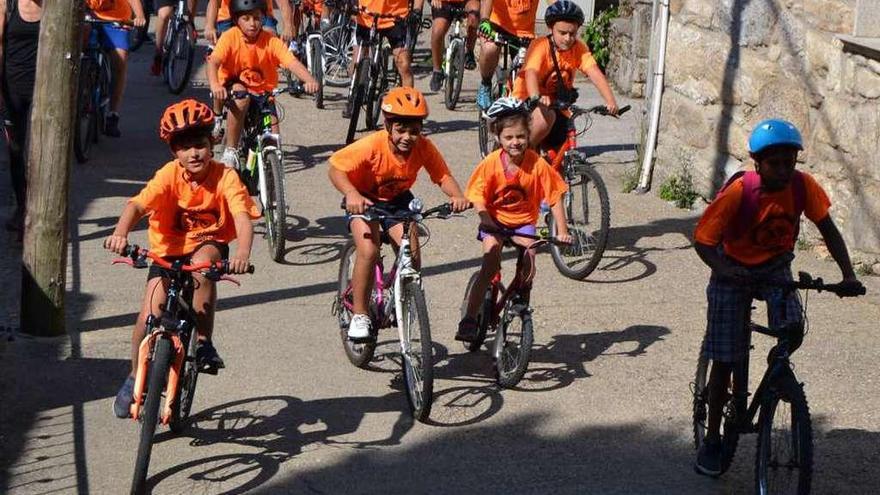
[2,18,879,495]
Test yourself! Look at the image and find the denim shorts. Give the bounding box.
[94,23,130,51]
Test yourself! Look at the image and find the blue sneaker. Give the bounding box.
[477,83,492,110]
[113,375,135,419]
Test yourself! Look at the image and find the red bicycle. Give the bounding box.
[112,246,253,495]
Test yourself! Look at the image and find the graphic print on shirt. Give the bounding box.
[751,206,798,251]
[492,184,529,209]
[176,207,223,242]
[376,177,410,200]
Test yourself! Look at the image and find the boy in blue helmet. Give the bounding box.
[692,118,864,476]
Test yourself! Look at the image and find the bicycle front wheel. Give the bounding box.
[755,377,813,495]
[309,37,325,109]
[692,353,741,475]
[444,38,464,110]
[322,23,355,87]
[165,21,195,94]
[74,58,97,163]
[494,300,533,388]
[336,241,377,368]
[549,162,611,280]
[263,151,287,262]
[400,281,433,421]
[131,336,173,495]
[169,329,199,434]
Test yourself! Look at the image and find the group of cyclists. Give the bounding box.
[76,0,867,490]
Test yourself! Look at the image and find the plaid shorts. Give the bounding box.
[702,263,803,363]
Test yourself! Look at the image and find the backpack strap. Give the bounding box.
[723,170,807,241]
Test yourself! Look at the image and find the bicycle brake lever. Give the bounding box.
[112,258,134,266]
[218,275,242,286]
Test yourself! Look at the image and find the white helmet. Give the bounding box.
[485,97,528,120]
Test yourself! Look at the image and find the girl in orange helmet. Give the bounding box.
[328,87,470,340]
[103,99,260,419]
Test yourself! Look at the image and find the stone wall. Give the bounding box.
[609,0,880,255]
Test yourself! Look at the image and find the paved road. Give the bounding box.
[2,21,880,495]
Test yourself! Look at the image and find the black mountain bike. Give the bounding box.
[476,30,531,157]
[112,246,253,495]
[692,271,865,494]
[287,0,325,108]
[160,0,196,94]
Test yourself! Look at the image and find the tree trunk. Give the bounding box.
[21,1,82,336]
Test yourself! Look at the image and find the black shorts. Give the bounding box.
[356,22,408,50]
[147,241,230,281]
[346,190,416,232]
[431,2,475,20]
[325,0,356,10]
[543,109,568,151]
[155,0,181,9]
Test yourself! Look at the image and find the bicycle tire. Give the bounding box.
[345,59,368,144]
[309,38,325,109]
[444,38,464,110]
[495,301,533,388]
[165,21,195,94]
[130,336,173,495]
[692,353,741,475]
[459,271,493,353]
[364,46,389,131]
[401,281,434,421]
[96,57,112,143]
[169,329,199,434]
[336,241,377,368]
[263,151,287,262]
[322,23,355,87]
[73,58,97,163]
[755,376,813,495]
[549,162,611,280]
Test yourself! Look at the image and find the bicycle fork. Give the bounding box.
[393,238,420,356]
[130,331,185,423]
[443,21,462,78]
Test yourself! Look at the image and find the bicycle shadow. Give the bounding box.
[277,215,349,266]
[423,118,479,136]
[281,143,338,173]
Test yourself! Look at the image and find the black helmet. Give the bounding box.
[544,1,585,26]
[231,0,266,15]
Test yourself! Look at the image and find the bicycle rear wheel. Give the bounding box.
[169,329,199,434]
[131,336,173,495]
[73,58,97,163]
[263,151,287,262]
[460,271,495,353]
[692,353,741,475]
[345,59,368,144]
[336,241,377,368]
[549,162,611,280]
[444,38,464,110]
[755,376,813,495]
[308,37,325,109]
[165,20,195,94]
[401,281,433,421]
[322,23,355,87]
[494,300,533,388]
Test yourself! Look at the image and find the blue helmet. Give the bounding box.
[545,1,585,26]
[748,118,803,154]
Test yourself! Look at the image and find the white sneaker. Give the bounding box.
[221,147,239,169]
[212,118,225,142]
[348,314,372,340]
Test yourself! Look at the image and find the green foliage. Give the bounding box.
[621,165,640,193]
[795,237,811,251]
[582,7,619,71]
[659,167,701,209]
[855,263,874,277]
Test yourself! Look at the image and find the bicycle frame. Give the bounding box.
[443,10,465,79]
[239,93,282,211]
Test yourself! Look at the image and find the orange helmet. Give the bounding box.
[159,99,215,142]
[381,87,429,119]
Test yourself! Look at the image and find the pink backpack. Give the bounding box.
[719,170,806,240]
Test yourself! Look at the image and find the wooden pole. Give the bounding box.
[20,0,82,336]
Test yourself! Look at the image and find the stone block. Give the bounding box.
[755,78,812,135]
[854,62,880,98]
[802,0,855,34]
[660,93,713,149]
[715,0,778,47]
[633,5,654,58]
[678,0,714,29]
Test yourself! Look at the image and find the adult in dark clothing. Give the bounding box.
[0,0,41,234]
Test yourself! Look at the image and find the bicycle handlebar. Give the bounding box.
[357,6,408,21]
[112,245,255,280]
[760,271,866,298]
[83,15,133,30]
[343,201,467,221]
[549,102,631,117]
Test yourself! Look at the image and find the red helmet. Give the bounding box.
[159,99,215,143]
[381,87,429,119]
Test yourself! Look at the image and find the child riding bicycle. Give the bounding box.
[354,0,424,90]
[428,0,479,92]
[456,97,571,342]
[511,1,619,150]
[150,0,197,76]
[103,99,260,419]
[692,118,864,476]
[205,0,294,45]
[328,87,470,340]
[206,0,318,168]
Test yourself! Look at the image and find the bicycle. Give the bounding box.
[459,228,568,388]
[538,102,631,280]
[476,30,532,158]
[160,0,197,94]
[344,7,403,144]
[332,200,457,421]
[74,16,128,164]
[224,89,289,263]
[320,0,357,87]
[439,5,471,110]
[286,0,325,108]
[691,271,866,494]
[128,0,154,52]
[111,245,254,495]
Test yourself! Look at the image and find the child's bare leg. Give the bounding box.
[386,222,421,269]
[225,82,250,149]
[190,243,224,341]
[394,46,414,87]
[530,106,554,149]
[511,236,538,301]
[350,218,381,314]
[130,277,169,375]
[464,235,502,317]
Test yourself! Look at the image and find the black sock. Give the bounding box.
[481,77,492,86]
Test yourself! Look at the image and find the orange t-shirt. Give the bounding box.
[512,37,597,100]
[465,149,567,226]
[303,0,324,15]
[490,0,542,39]
[131,160,260,258]
[694,172,831,266]
[210,27,296,93]
[329,130,452,201]
[357,0,409,30]
[87,0,133,22]
[218,0,275,22]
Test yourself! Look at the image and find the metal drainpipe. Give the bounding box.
[635,0,670,194]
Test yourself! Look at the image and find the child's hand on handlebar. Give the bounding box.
[605,102,620,117]
[836,278,866,298]
[227,255,251,275]
[345,191,373,215]
[211,84,228,102]
[134,15,147,28]
[449,197,471,213]
[303,79,320,95]
[104,235,129,255]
